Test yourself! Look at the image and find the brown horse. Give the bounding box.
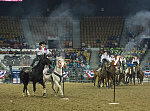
[100,59,110,88]
[137,64,144,85]
[108,60,120,88]
[115,65,125,85]
[93,67,101,87]
[125,66,135,85]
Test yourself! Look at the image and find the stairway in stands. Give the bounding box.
[89,49,99,69]
[119,18,129,48]
[21,19,34,47]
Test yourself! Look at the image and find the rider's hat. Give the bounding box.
[39,41,46,45]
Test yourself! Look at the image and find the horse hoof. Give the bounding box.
[43,93,46,98]
[61,95,64,98]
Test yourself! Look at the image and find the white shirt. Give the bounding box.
[101,53,110,62]
[109,56,115,62]
[120,58,126,64]
[132,58,139,64]
[36,47,50,55]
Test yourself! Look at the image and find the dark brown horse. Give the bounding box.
[20,55,51,97]
[137,64,144,85]
[100,59,110,88]
[125,66,136,85]
[115,65,125,85]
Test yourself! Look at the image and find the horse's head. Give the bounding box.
[40,55,51,66]
[56,56,65,68]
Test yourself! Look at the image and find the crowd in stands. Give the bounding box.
[63,49,91,70]
[81,16,124,48]
[0,48,91,70]
[99,45,148,68]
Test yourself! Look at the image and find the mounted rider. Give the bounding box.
[132,56,139,66]
[109,54,115,62]
[132,56,140,74]
[100,51,110,69]
[120,56,126,70]
[30,41,50,69]
[101,52,110,62]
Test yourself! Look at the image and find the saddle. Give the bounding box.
[45,67,54,75]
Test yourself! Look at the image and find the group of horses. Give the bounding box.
[93,59,144,88]
[19,55,65,97]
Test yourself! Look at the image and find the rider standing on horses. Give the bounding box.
[30,41,50,68]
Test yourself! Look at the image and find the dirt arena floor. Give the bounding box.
[0,82,150,111]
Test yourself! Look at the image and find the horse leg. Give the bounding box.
[93,77,96,87]
[55,81,64,97]
[33,82,36,96]
[133,75,135,85]
[98,78,101,88]
[22,83,26,97]
[141,77,143,85]
[26,89,30,96]
[51,81,57,96]
[39,80,46,97]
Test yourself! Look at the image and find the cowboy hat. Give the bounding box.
[39,41,46,45]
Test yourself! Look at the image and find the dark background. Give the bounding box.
[0,0,150,17]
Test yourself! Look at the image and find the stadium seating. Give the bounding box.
[28,16,73,45]
[81,16,125,48]
[0,16,24,48]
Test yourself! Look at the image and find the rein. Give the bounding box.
[54,72,63,82]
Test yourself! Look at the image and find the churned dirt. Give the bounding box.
[0,82,150,111]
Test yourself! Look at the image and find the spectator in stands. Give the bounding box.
[30,41,50,68]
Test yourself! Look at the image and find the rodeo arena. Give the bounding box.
[1,0,150,111]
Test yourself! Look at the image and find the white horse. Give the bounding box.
[43,56,65,97]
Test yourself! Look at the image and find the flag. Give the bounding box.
[0,70,7,79]
[63,71,69,78]
[85,70,94,79]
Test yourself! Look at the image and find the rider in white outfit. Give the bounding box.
[132,56,139,66]
[101,52,110,63]
[31,41,50,67]
[109,55,115,62]
[120,57,126,70]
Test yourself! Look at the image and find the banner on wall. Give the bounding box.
[13,71,20,84]
[63,71,69,78]
[0,70,7,79]
[85,70,94,79]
